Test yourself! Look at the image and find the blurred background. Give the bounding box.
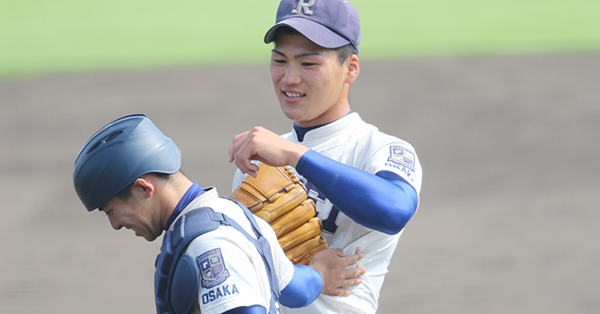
[1,0,599,313]
[2,0,599,78]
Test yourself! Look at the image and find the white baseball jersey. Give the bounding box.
[232,113,422,314]
[169,187,294,314]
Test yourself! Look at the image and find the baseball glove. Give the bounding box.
[230,163,328,265]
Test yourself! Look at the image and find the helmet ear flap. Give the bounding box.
[73,114,181,211]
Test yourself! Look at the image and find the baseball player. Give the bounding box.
[229,1,422,313]
[73,114,355,314]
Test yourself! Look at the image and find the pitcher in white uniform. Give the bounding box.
[228,1,423,313]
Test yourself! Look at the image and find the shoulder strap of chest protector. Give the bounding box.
[154,202,280,314]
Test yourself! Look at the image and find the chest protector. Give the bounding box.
[154,204,280,314]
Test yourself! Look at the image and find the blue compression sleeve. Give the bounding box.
[296,149,418,235]
[279,264,323,308]
[223,305,266,314]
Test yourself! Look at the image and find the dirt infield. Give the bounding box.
[1,54,599,314]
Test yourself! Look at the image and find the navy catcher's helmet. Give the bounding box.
[73,114,181,211]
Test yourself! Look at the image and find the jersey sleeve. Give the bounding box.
[183,228,271,314]
[364,141,422,195]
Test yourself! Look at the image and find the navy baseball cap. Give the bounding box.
[264,0,361,53]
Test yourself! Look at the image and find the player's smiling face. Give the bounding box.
[99,189,163,242]
[270,32,359,127]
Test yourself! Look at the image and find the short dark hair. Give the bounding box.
[334,44,357,64]
[274,27,357,65]
[116,172,171,201]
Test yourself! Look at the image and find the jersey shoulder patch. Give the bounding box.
[387,145,416,172]
[197,248,230,289]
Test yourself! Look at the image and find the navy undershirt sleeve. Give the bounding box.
[279,264,323,308]
[296,149,418,235]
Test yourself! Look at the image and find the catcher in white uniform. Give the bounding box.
[73,114,349,314]
[229,0,422,313]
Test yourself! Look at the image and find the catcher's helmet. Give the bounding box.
[73,114,181,211]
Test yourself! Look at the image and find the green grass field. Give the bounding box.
[1,0,599,78]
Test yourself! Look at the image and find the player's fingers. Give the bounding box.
[232,148,251,175]
[247,162,260,177]
[232,130,250,144]
[342,252,363,266]
[228,131,250,163]
[344,266,366,279]
[338,276,362,288]
[234,154,258,177]
[234,127,277,173]
[328,287,352,297]
[330,248,346,258]
[228,145,236,163]
[234,136,261,177]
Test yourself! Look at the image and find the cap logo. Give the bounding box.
[291,0,315,15]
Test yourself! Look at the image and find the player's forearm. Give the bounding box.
[296,149,418,235]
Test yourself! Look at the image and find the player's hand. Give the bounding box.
[228,126,309,177]
[308,248,366,296]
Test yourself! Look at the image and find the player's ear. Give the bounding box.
[344,54,359,84]
[132,176,155,198]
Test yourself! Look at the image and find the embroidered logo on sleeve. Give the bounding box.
[387,145,416,172]
[197,248,230,289]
